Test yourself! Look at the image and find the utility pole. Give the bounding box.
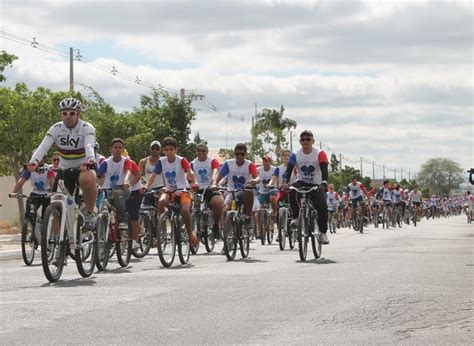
[401,169,403,181]
[372,161,375,180]
[409,171,411,181]
[360,157,363,176]
[180,88,185,99]
[69,47,74,91]
[320,141,322,149]
[394,168,397,180]
[383,165,385,179]
[339,153,343,171]
[289,131,293,152]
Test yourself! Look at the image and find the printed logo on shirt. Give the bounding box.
[34,181,45,191]
[165,171,177,188]
[198,169,209,183]
[300,164,315,182]
[232,175,246,188]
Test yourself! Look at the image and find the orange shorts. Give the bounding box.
[176,191,192,205]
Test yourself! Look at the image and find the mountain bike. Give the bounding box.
[222,187,254,261]
[290,185,322,261]
[156,189,191,267]
[41,167,97,282]
[191,188,216,254]
[9,193,47,265]
[353,202,364,233]
[95,187,132,271]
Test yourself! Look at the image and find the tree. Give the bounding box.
[417,158,464,196]
[329,165,362,191]
[0,50,18,82]
[330,153,340,173]
[252,105,296,160]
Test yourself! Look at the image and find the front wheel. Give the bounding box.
[190,210,200,255]
[297,210,308,261]
[157,213,176,267]
[75,213,97,278]
[223,214,237,261]
[95,211,110,271]
[278,211,287,251]
[41,204,66,283]
[116,220,132,267]
[131,213,153,258]
[21,218,36,265]
[177,217,190,265]
[239,225,250,258]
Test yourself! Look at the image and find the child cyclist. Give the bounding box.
[97,138,144,250]
[145,137,199,247]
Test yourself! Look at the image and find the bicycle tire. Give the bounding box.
[190,210,200,255]
[223,214,237,261]
[21,218,35,265]
[157,213,176,267]
[260,211,266,245]
[203,223,216,253]
[131,213,153,258]
[95,211,110,271]
[297,210,308,261]
[309,213,322,259]
[278,211,287,251]
[266,211,274,245]
[41,203,66,282]
[75,213,97,278]
[239,225,250,258]
[288,225,296,250]
[116,219,132,267]
[177,217,190,264]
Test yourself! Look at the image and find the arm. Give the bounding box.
[30,130,55,164]
[12,177,27,194]
[284,153,297,184]
[138,158,147,176]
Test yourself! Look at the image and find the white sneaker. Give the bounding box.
[132,240,139,250]
[118,222,128,230]
[319,232,329,245]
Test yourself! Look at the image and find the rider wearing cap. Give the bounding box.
[29,97,98,229]
[283,130,330,244]
[139,140,164,206]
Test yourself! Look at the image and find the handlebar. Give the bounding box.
[289,185,320,194]
[9,193,28,199]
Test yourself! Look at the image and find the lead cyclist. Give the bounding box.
[29,97,98,230]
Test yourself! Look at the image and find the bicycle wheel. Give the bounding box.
[260,211,266,245]
[21,218,35,265]
[131,213,153,258]
[75,213,97,278]
[156,213,176,267]
[288,223,296,250]
[177,217,191,264]
[41,203,66,282]
[239,224,250,258]
[116,220,132,267]
[309,213,322,259]
[190,210,200,255]
[223,214,237,261]
[297,210,308,261]
[412,211,417,227]
[278,211,287,251]
[203,221,216,253]
[266,212,274,245]
[95,211,110,271]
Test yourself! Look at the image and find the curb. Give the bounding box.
[0,234,22,261]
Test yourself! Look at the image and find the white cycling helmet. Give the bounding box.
[59,97,83,112]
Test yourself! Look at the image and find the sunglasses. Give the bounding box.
[235,152,246,157]
[52,158,60,162]
[300,137,312,142]
[61,111,78,117]
[151,146,161,151]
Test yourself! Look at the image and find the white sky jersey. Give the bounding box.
[347,182,364,200]
[326,191,339,205]
[379,187,392,202]
[32,119,96,169]
[22,165,51,195]
[273,164,296,187]
[289,147,325,185]
[191,157,219,189]
[257,165,275,194]
[409,191,422,203]
[392,189,402,202]
[145,158,164,189]
[223,159,253,190]
[159,156,189,190]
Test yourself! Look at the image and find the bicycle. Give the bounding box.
[353,202,365,234]
[191,188,217,254]
[95,187,132,271]
[156,189,191,267]
[41,167,97,282]
[290,185,322,261]
[392,203,402,228]
[9,193,47,265]
[222,187,254,261]
[277,195,294,250]
[259,197,275,245]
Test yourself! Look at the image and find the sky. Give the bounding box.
[1,0,472,180]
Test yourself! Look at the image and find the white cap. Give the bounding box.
[150,140,161,148]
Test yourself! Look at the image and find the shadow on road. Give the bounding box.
[40,277,98,288]
[234,257,268,263]
[296,258,337,265]
[101,267,133,274]
[158,263,195,270]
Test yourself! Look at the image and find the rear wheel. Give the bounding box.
[266,212,274,245]
[157,213,176,267]
[177,217,190,264]
[260,211,266,245]
[75,214,97,278]
[41,204,66,282]
[278,211,287,251]
[21,218,36,265]
[223,214,237,261]
[95,211,110,271]
[190,210,200,255]
[116,219,132,267]
[297,210,308,261]
[131,213,153,258]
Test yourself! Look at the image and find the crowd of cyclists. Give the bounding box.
[9,97,474,281]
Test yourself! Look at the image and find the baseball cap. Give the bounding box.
[299,130,313,138]
[150,140,161,148]
[262,154,272,162]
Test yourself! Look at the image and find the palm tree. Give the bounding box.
[252,105,297,158]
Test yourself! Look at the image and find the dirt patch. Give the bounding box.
[0,220,20,235]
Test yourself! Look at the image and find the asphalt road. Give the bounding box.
[1,215,472,345]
